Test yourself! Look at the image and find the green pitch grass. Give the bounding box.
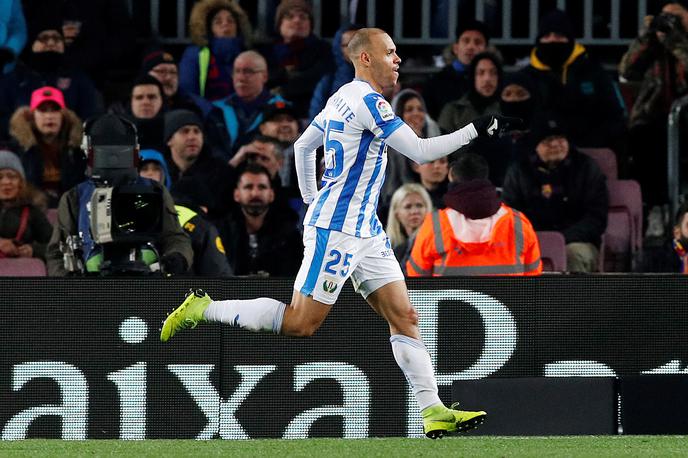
[0,436,685,457]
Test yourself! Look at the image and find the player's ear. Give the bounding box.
[360,50,371,66]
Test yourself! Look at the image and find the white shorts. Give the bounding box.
[294,226,405,305]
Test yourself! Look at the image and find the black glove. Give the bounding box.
[472,115,524,138]
[160,252,189,275]
[651,12,683,34]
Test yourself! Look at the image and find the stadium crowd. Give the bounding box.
[1,0,688,276]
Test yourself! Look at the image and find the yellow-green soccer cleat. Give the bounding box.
[422,402,487,439]
[160,289,212,342]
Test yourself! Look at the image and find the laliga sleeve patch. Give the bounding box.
[375,99,395,121]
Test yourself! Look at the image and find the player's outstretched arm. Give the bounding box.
[385,115,521,165]
[294,123,325,204]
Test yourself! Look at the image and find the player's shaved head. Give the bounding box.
[347,27,387,61]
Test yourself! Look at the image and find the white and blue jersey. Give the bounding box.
[305,80,404,238]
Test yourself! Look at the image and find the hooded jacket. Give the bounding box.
[9,106,87,207]
[308,25,356,121]
[524,41,626,148]
[139,148,172,188]
[178,0,252,101]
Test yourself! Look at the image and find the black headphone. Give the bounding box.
[81,114,140,163]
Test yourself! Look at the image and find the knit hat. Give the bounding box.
[0,149,25,178]
[140,49,177,75]
[537,9,575,42]
[275,0,313,31]
[27,16,64,44]
[456,19,490,43]
[164,109,203,142]
[30,86,65,111]
[531,112,567,145]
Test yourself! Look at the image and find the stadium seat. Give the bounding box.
[536,231,567,272]
[599,179,643,272]
[579,147,618,181]
[0,258,47,276]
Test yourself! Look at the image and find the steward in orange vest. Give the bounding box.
[407,153,542,276]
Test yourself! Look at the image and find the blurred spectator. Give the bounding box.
[439,51,514,186]
[380,89,440,217]
[0,149,52,260]
[141,47,210,117]
[619,1,688,211]
[640,200,688,272]
[262,0,334,118]
[110,75,166,151]
[411,156,449,211]
[179,0,252,101]
[0,17,102,138]
[9,86,86,208]
[216,162,302,276]
[423,20,489,119]
[22,0,136,85]
[500,71,537,132]
[0,0,26,74]
[308,23,360,120]
[205,51,289,161]
[407,153,542,277]
[257,102,301,191]
[164,109,235,218]
[138,148,171,189]
[169,176,232,277]
[45,114,192,276]
[385,183,433,273]
[523,9,626,149]
[438,52,502,133]
[501,113,608,273]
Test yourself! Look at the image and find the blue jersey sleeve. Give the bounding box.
[362,93,404,139]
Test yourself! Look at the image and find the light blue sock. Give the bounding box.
[203,298,286,334]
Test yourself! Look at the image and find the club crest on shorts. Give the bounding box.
[376,99,394,121]
[322,278,337,294]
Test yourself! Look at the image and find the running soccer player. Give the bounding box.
[161,28,518,438]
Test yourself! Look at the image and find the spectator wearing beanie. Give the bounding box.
[261,0,334,118]
[523,9,626,150]
[0,15,102,139]
[164,109,236,218]
[8,86,86,208]
[178,0,253,102]
[141,47,212,117]
[0,148,53,261]
[170,176,233,277]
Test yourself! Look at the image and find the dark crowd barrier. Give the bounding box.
[1,276,687,439]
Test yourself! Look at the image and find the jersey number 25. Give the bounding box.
[323,120,345,182]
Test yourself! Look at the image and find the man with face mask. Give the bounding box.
[523,9,626,150]
[0,17,102,141]
[216,163,302,276]
[501,113,608,273]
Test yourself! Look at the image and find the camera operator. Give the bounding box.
[619,1,688,231]
[45,113,192,276]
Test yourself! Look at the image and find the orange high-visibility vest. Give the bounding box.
[407,204,542,276]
